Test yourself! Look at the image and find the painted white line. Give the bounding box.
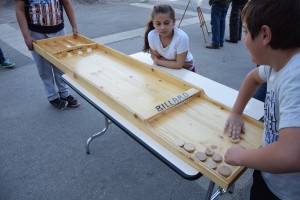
[92,3,211,45]
[93,27,146,44]
[131,2,198,16]
[0,24,32,59]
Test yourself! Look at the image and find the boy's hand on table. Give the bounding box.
[225,145,245,166]
[224,112,245,139]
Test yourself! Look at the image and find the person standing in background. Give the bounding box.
[225,0,248,43]
[206,0,232,49]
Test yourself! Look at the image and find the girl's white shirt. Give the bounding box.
[148,26,193,62]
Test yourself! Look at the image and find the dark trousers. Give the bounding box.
[229,3,245,41]
[0,47,5,63]
[211,4,230,45]
[253,82,267,102]
[250,170,280,200]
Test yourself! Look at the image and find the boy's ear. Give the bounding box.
[261,25,272,46]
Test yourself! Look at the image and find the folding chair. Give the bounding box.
[178,0,210,43]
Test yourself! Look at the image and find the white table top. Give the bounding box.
[130,52,264,121]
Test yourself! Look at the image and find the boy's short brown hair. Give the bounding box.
[242,0,300,49]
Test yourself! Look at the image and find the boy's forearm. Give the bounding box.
[237,130,300,173]
[237,146,281,173]
[231,69,261,115]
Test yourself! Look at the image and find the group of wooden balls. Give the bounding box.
[174,138,233,177]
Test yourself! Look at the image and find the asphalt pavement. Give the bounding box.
[0,0,256,199]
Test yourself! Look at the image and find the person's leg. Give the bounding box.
[30,31,60,101]
[211,5,221,45]
[47,31,79,107]
[237,5,243,40]
[48,30,70,99]
[219,4,230,46]
[31,50,60,101]
[229,3,239,41]
[250,170,280,200]
[0,47,5,62]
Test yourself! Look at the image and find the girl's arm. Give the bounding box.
[154,51,188,69]
[150,49,161,62]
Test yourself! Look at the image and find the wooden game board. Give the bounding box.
[34,34,263,189]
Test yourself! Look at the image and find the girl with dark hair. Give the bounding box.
[143,4,195,72]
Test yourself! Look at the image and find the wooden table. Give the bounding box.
[61,52,263,200]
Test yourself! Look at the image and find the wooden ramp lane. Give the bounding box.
[33,34,263,189]
[146,91,263,188]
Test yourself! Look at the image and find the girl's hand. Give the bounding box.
[150,53,159,65]
[149,49,163,65]
[224,112,245,139]
[183,61,193,69]
[150,53,157,60]
[224,145,245,166]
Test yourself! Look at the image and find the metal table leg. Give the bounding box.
[86,117,112,154]
[210,187,227,200]
[205,181,215,200]
[205,181,235,200]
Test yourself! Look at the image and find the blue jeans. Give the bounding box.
[211,4,230,46]
[30,29,70,101]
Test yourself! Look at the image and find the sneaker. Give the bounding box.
[0,59,15,68]
[50,98,68,110]
[61,95,79,107]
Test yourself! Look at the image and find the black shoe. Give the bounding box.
[220,44,223,47]
[61,95,80,107]
[225,39,238,43]
[206,44,220,49]
[50,98,68,110]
